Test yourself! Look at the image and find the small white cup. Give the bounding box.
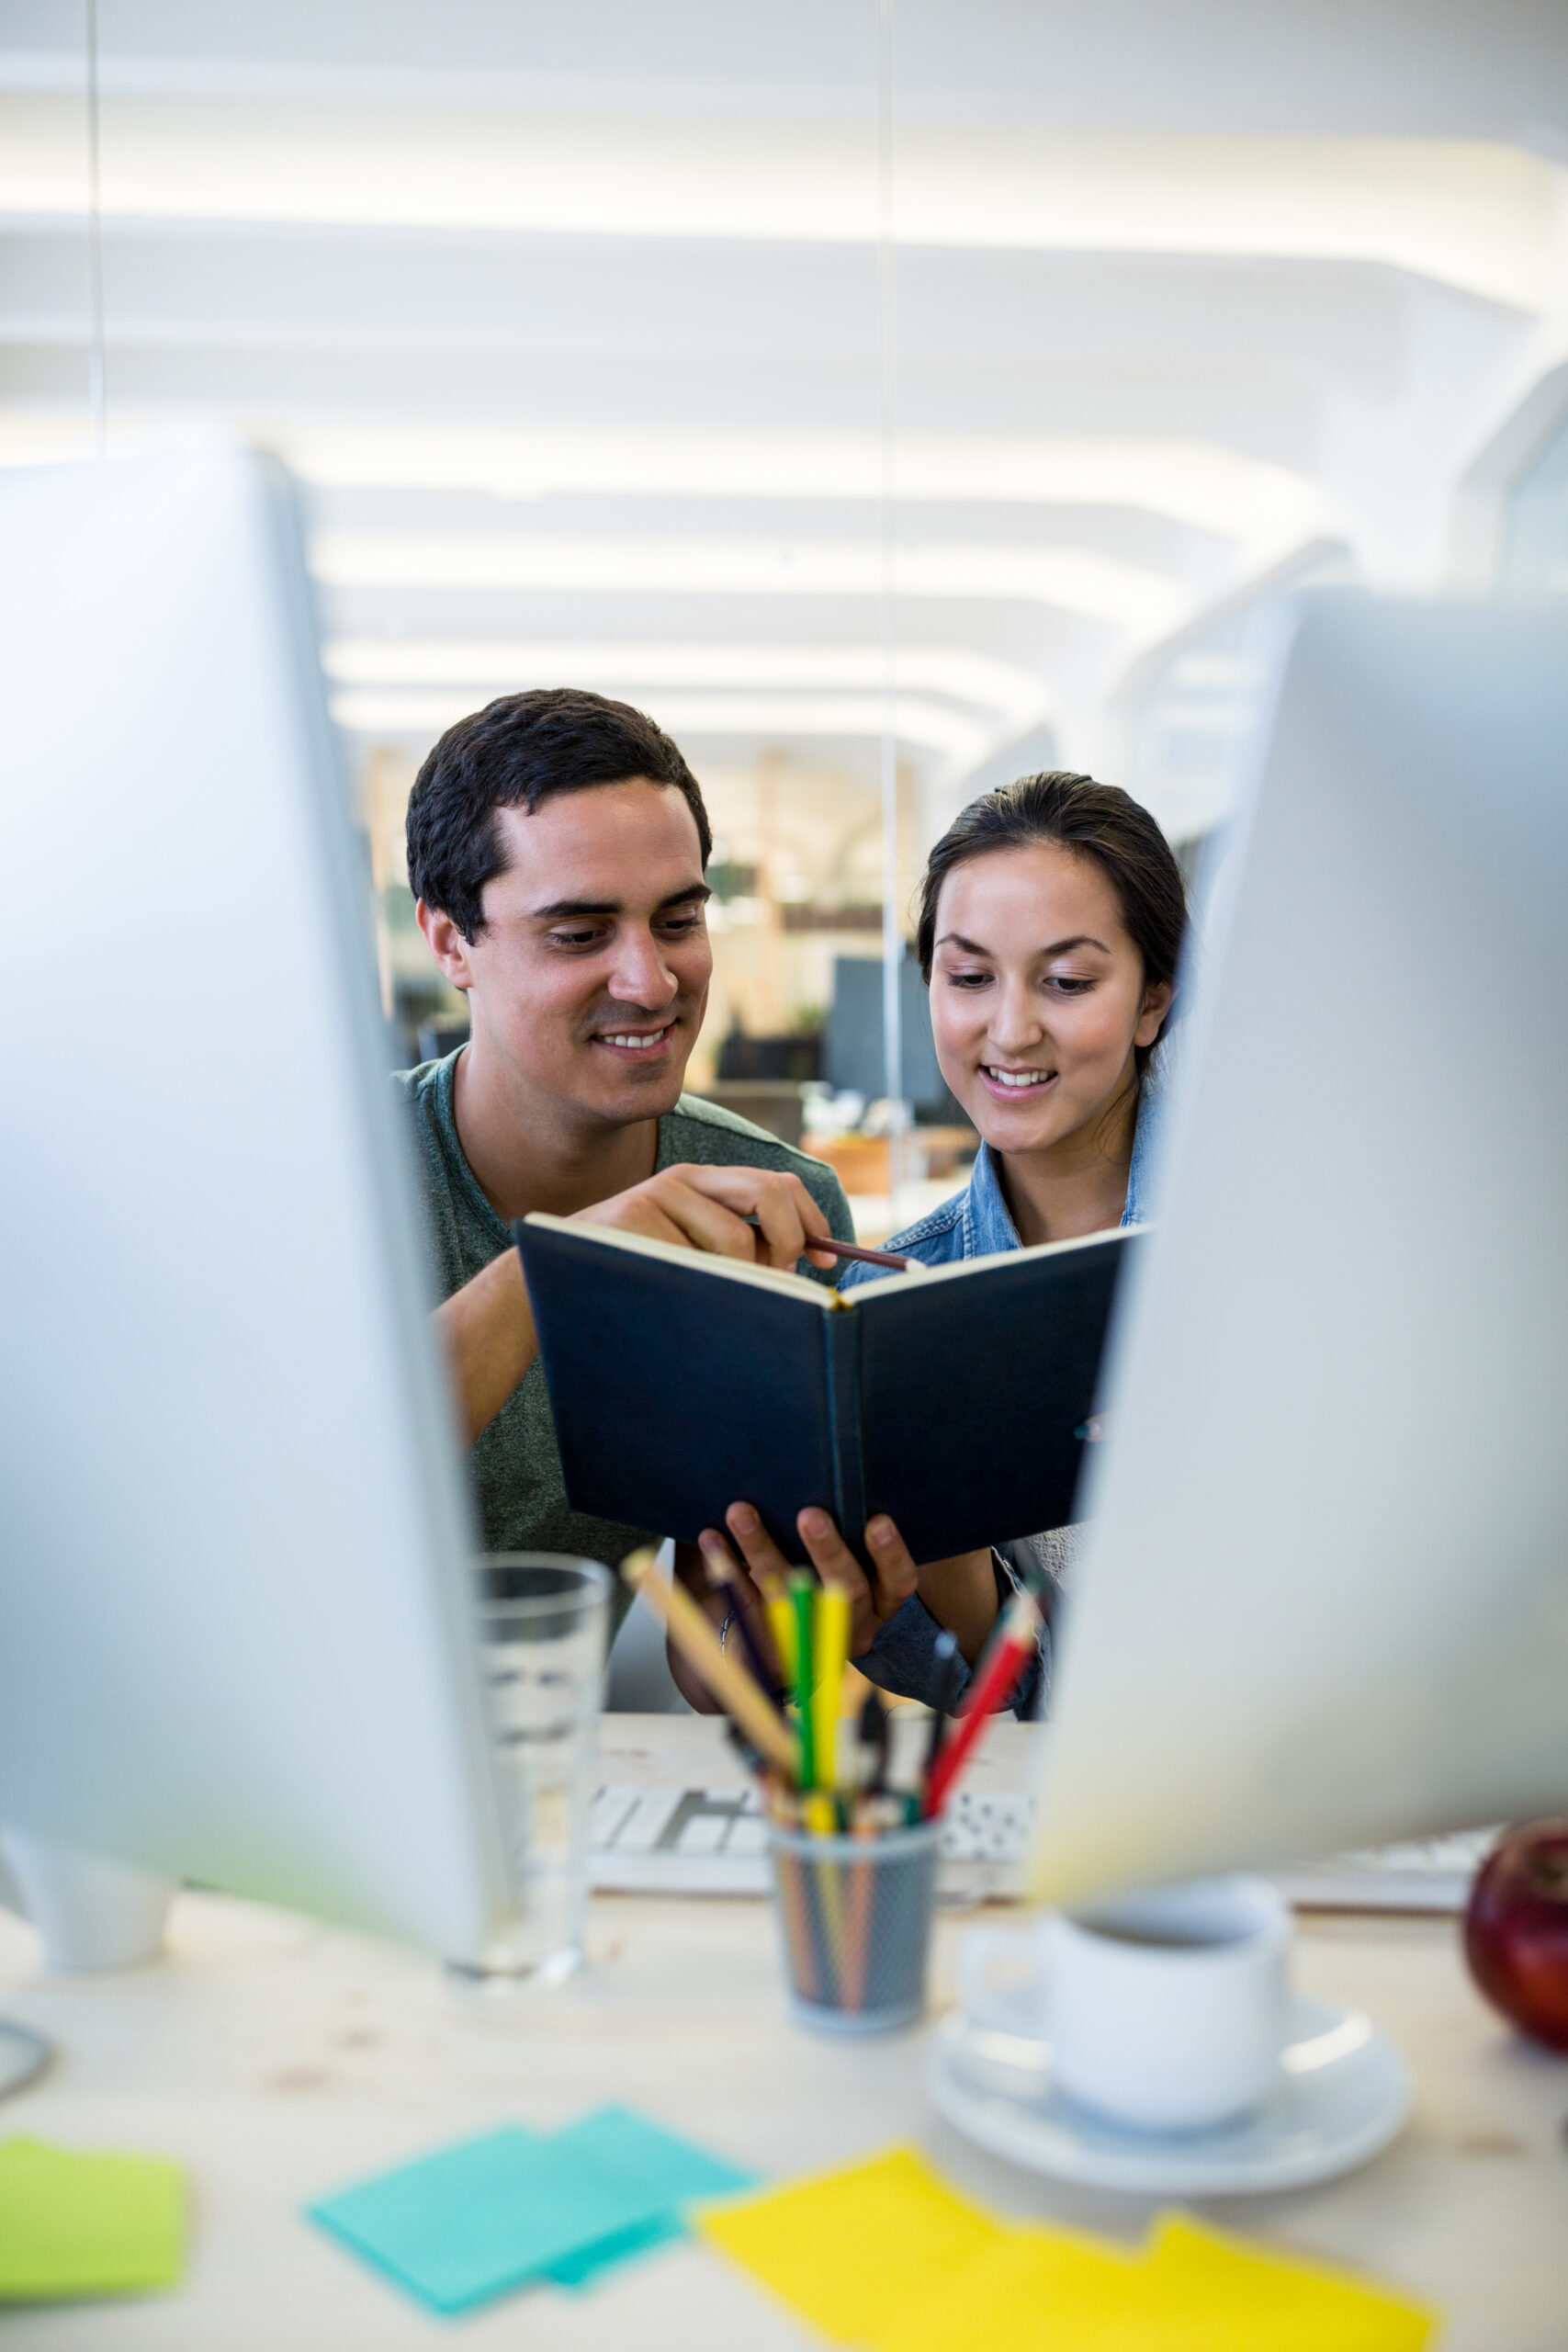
[1,1830,174,1973]
[957,1874,1290,2133]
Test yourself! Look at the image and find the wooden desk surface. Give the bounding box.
[0,1716,1562,2348]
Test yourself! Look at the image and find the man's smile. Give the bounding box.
[590,1022,677,1060]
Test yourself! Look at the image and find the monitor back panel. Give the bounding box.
[0,446,505,1953]
[1028,594,1568,1904]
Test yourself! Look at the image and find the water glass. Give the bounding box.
[454,1554,611,1987]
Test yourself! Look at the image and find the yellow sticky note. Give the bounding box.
[1139,2213,1439,2352]
[697,2145,1005,2344]
[867,2218,1149,2352]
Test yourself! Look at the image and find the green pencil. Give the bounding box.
[789,1571,816,1789]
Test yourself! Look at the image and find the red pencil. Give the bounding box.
[921,1588,1042,1817]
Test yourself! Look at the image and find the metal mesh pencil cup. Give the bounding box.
[768,1819,941,2035]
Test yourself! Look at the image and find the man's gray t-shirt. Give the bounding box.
[395,1050,855,1607]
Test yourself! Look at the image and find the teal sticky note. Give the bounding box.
[547,2212,683,2290]
[308,2111,755,2313]
[543,2109,756,2291]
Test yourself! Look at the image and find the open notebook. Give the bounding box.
[514,1215,1141,1563]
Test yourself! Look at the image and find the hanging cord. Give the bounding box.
[876,0,906,1222]
[85,0,107,455]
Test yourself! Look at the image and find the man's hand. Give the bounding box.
[702,1504,1001,1669]
[572,1162,838,1272]
[436,1161,837,1450]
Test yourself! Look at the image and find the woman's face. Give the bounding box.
[929,842,1172,1159]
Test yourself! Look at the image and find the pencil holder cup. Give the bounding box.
[768,1820,941,2036]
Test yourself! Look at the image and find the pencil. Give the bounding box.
[922,1629,960,1787]
[622,1549,798,1778]
[811,1585,852,1792]
[858,1688,890,1797]
[744,1218,913,1272]
[922,1588,1042,1817]
[767,1596,798,1686]
[738,1546,798,1687]
[702,1544,783,1701]
[790,1571,817,1788]
[841,1798,878,2012]
[801,1789,843,1999]
[774,1843,818,2003]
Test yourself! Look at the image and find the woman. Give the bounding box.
[701,771,1188,1714]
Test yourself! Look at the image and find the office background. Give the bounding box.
[4,0,1566,1171]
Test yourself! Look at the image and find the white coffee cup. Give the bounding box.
[957,1874,1290,2133]
[1,1829,174,1973]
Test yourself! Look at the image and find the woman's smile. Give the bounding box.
[979,1063,1059,1100]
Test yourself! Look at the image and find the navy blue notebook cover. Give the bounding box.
[514,1216,1141,1564]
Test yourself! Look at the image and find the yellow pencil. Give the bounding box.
[622,1549,798,1779]
[803,1789,844,1996]
[811,1584,852,1792]
[766,1597,797,1688]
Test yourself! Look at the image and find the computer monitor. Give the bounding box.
[823,951,963,1124]
[1027,591,1568,1905]
[0,443,508,1954]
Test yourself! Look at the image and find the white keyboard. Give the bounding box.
[588,1784,1497,1910]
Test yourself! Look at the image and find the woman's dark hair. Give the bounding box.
[915,771,1187,1077]
[406,686,711,940]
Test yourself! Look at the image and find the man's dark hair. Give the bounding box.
[915,771,1187,1079]
[405,686,712,940]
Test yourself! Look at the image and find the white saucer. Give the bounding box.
[925,1994,1411,2195]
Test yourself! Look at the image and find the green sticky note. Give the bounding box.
[0,2135,185,2301]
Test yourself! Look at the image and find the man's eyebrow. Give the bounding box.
[527,882,712,921]
[935,930,1111,957]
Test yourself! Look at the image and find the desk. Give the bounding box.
[0,1717,1562,2348]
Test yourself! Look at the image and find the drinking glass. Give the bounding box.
[453,1554,611,1987]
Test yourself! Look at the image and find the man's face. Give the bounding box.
[420,778,712,1129]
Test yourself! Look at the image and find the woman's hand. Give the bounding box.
[699,1504,919,1665]
[702,1504,1004,1672]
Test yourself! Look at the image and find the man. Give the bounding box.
[396,685,858,1702]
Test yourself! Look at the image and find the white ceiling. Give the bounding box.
[4,0,1567,841]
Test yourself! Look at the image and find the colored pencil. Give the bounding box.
[811,1585,852,1791]
[790,1572,817,1788]
[922,1629,961,1789]
[766,1596,798,1685]
[922,1588,1042,1817]
[621,1549,797,1777]
[858,1688,889,1797]
[774,1844,818,2001]
[702,1544,783,1701]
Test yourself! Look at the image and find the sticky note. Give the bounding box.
[697,2145,1006,2344]
[864,2220,1150,2352]
[0,2135,185,2301]
[309,2109,754,2313]
[698,2149,1438,2352]
[543,2109,757,2290]
[1137,2213,1438,2351]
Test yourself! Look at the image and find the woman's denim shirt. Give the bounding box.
[841,1072,1165,1716]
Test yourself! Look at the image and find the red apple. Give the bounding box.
[1463,1819,1568,2052]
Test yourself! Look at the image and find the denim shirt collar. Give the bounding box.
[961,1059,1165,1257]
